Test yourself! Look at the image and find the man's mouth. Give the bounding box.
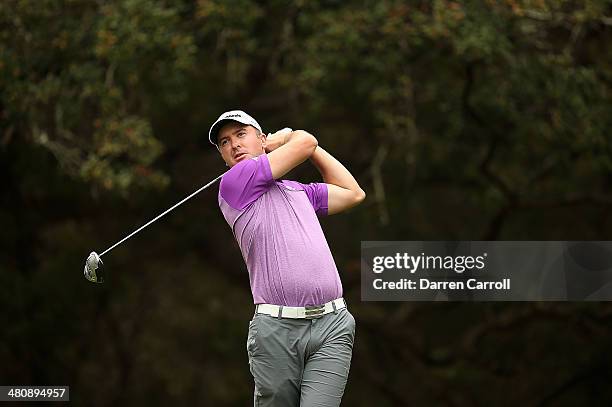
[234,152,247,160]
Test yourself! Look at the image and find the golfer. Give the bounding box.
[208,110,365,406]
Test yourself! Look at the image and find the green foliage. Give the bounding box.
[0,0,197,193]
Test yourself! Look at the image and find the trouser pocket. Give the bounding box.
[247,317,259,361]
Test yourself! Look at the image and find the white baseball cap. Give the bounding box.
[208,110,263,146]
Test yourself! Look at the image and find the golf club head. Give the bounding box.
[84,251,104,283]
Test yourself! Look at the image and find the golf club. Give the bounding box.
[84,171,226,283]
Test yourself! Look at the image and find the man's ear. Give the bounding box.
[259,132,267,149]
[216,145,227,165]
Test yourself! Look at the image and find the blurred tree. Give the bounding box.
[278,0,612,238]
[0,0,198,193]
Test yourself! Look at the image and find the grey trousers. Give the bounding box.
[246,306,356,406]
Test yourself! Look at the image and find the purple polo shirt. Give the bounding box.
[218,153,343,306]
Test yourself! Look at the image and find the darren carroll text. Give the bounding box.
[373,278,511,290]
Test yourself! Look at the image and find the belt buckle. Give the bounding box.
[304,304,325,319]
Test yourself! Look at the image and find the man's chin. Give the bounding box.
[231,154,249,165]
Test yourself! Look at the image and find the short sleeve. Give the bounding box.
[300,182,329,217]
[219,154,275,210]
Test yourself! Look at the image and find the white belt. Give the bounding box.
[255,298,347,319]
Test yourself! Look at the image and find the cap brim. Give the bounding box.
[209,119,234,145]
[209,119,256,146]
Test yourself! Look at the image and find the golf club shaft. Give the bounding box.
[99,172,226,257]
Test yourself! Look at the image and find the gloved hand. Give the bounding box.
[265,127,293,153]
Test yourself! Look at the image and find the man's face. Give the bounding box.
[217,122,266,167]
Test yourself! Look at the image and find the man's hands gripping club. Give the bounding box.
[265,129,318,180]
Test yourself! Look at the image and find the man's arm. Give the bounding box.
[309,146,366,215]
[266,130,318,179]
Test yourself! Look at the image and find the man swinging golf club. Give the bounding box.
[209,110,365,406]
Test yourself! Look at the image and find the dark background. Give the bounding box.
[1,1,612,405]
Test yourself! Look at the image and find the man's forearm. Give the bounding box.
[267,129,364,212]
[309,146,363,193]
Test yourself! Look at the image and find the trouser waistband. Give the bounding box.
[255,298,347,319]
